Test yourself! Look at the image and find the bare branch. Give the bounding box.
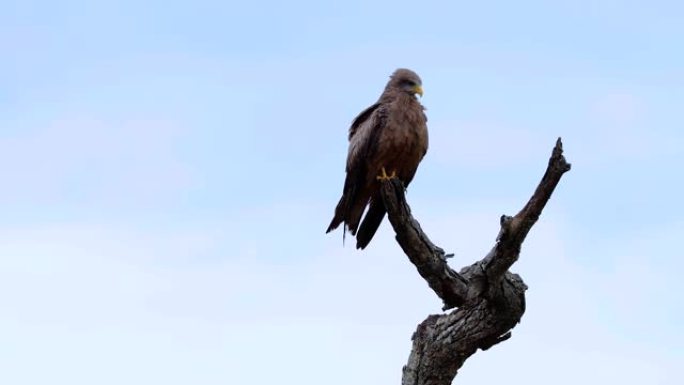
[380,179,468,309]
[483,137,571,281]
[376,139,570,385]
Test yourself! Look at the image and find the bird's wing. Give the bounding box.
[355,101,428,248]
[326,103,387,234]
[348,102,380,140]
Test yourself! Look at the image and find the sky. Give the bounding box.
[1,1,682,384]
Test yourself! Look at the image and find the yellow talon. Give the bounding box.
[376,167,397,181]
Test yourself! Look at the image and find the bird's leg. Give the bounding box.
[376,167,397,181]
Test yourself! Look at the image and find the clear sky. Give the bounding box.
[1,1,682,384]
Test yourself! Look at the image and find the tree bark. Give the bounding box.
[379,138,571,385]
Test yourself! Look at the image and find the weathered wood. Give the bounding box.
[380,178,468,310]
[379,138,570,385]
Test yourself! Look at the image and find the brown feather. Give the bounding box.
[355,195,386,249]
[327,68,428,249]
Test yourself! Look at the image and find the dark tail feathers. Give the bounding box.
[355,198,386,249]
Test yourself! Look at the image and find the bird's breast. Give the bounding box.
[371,100,428,183]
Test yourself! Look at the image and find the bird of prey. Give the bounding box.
[326,68,428,249]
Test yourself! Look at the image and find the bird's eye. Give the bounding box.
[401,79,416,87]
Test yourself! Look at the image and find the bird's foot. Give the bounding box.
[376,167,397,181]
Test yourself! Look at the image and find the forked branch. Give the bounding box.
[379,138,571,385]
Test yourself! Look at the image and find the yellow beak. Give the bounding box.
[414,85,424,97]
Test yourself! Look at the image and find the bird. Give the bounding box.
[326,68,428,249]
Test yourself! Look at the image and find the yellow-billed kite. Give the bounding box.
[327,68,428,249]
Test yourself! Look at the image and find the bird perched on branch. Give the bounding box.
[326,68,429,249]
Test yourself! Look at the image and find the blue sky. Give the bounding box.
[1,1,682,384]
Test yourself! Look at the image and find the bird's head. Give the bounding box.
[389,68,423,97]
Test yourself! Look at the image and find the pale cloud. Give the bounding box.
[460,337,681,384]
[576,91,681,165]
[427,119,550,169]
[0,117,193,207]
[586,221,684,348]
[588,92,653,159]
[592,92,644,126]
[426,91,676,174]
[0,217,433,385]
[0,197,681,384]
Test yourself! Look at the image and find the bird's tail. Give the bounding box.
[326,217,342,234]
[326,195,347,233]
[355,196,386,249]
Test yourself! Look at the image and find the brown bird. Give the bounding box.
[326,68,429,249]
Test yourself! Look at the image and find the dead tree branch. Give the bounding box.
[379,138,571,385]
